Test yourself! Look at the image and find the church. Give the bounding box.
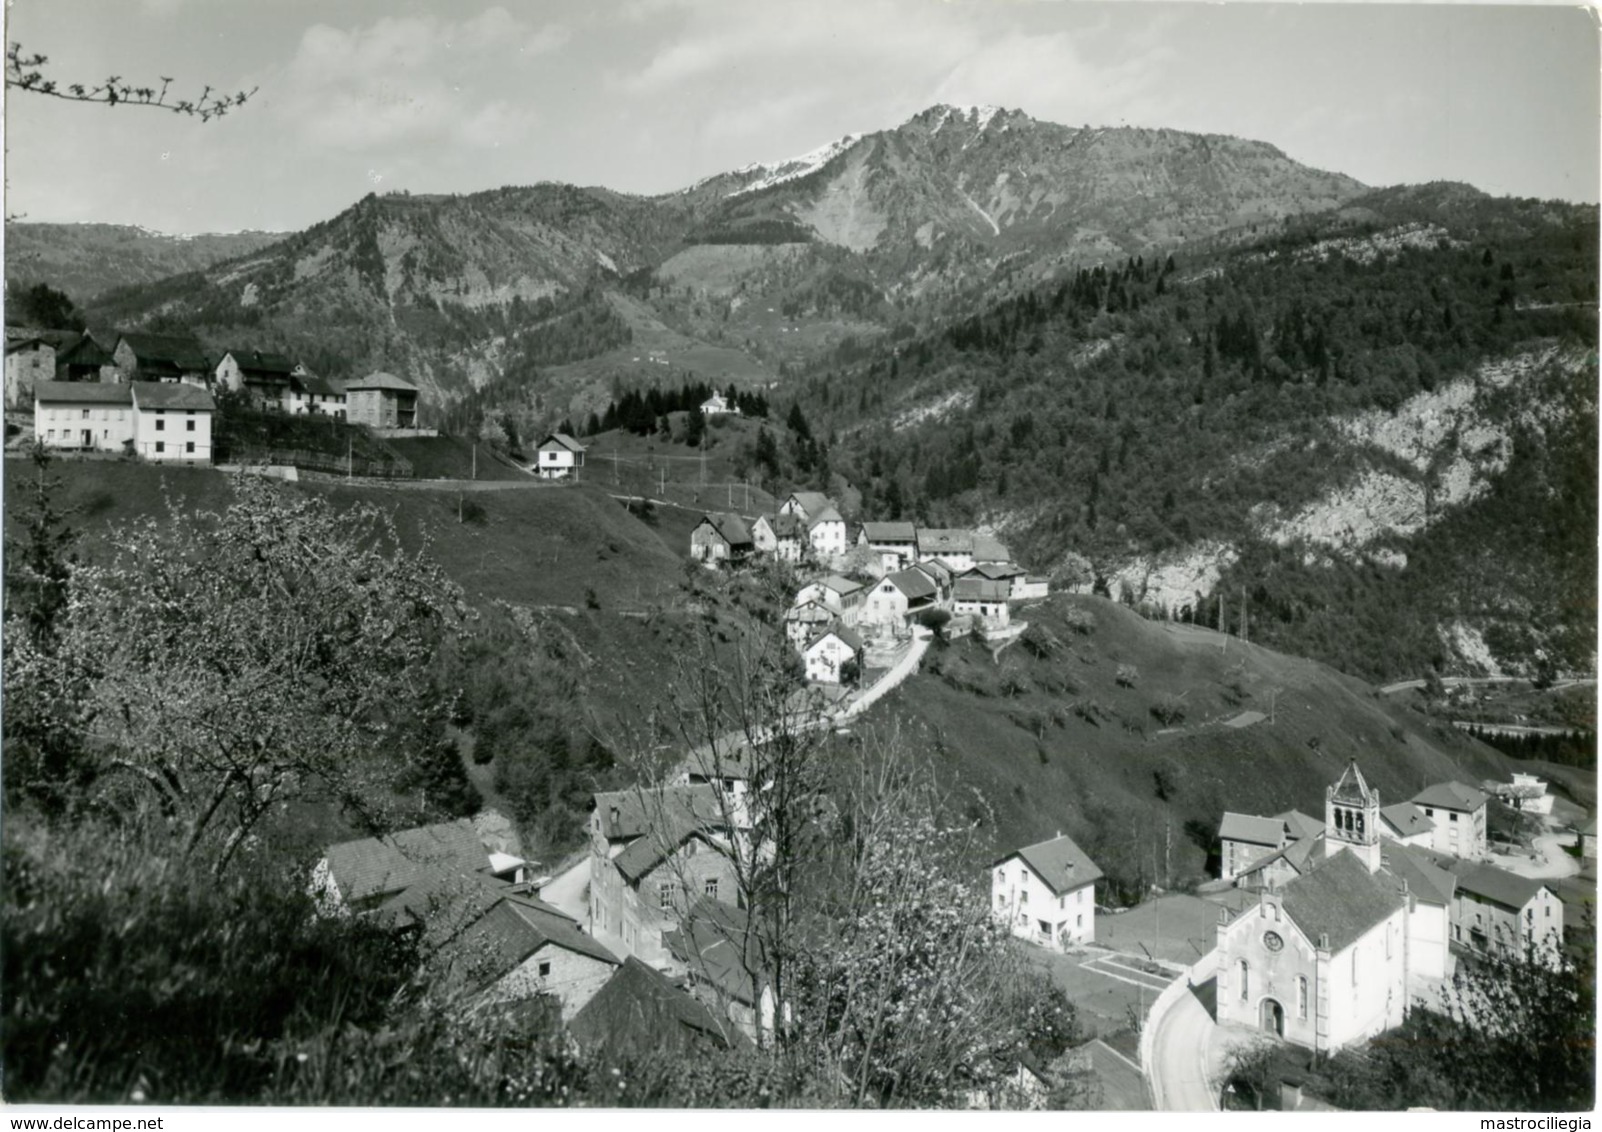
[1213,761,1453,1053]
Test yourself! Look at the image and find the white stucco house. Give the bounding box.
[794,575,866,627]
[33,380,214,463]
[803,626,862,685]
[991,833,1103,950]
[1411,781,1489,858]
[536,433,586,480]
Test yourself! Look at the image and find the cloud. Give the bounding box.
[279,8,547,152]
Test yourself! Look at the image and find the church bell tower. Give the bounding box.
[1325,758,1382,873]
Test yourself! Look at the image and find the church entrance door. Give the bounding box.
[1260,997,1285,1037]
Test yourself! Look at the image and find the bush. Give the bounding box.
[1063,606,1097,636]
[1151,694,1187,725]
[1115,663,1140,688]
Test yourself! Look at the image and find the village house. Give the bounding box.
[963,560,1049,602]
[778,491,835,524]
[1377,802,1435,846]
[917,529,1012,574]
[665,898,779,1047]
[751,512,806,563]
[214,349,296,406]
[1416,850,1565,967]
[793,574,866,626]
[286,368,346,417]
[345,371,419,429]
[311,819,498,914]
[1488,772,1555,816]
[856,521,918,575]
[569,955,743,1059]
[1410,782,1489,858]
[535,432,586,479]
[33,380,216,463]
[699,391,741,416]
[992,833,1103,950]
[131,382,216,462]
[53,331,119,384]
[588,787,741,970]
[803,625,862,685]
[784,599,834,651]
[4,328,78,408]
[33,380,135,454]
[952,576,1012,627]
[858,567,939,635]
[690,512,755,566]
[806,505,848,558]
[1219,813,1291,881]
[112,332,211,384]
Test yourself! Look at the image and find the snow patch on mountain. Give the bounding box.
[727,134,864,198]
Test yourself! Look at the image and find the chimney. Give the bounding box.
[609,805,620,827]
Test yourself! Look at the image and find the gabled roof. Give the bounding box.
[1219,812,1285,848]
[1275,810,1326,842]
[918,528,973,554]
[291,372,343,398]
[911,559,952,586]
[972,534,1012,563]
[772,513,807,539]
[56,335,116,368]
[591,785,724,843]
[883,567,937,601]
[1330,760,1378,806]
[953,576,1011,602]
[697,512,753,548]
[664,898,766,1007]
[785,491,834,519]
[1237,833,1324,881]
[1379,802,1434,839]
[31,380,131,405]
[807,625,863,654]
[1280,847,1406,953]
[1415,850,1549,910]
[818,574,863,596]
[998,833,1104,896]
[323,819,490,905]
[861,521,917,543]
[453,891,620,975]
[1380,843,1456,907]
[965,561,1025,581]
[116,332,209,371]
[222,349,295,377]
[132,382,216,412]
[612,821,722,884]
[346,371,418,392]
[539,432,586,453]
[807,506,843,529]
[569,956,740,1057]
[784,599,833,623]
[1412,781,1489,812]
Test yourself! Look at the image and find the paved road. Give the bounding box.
[841,627,931,720]
[1148,981,1221,1111]
[1379,675,1595,695]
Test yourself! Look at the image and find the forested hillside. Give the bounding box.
[803,186,1597,680]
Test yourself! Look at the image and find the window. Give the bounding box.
[704,878,718,900]
[1059,895,1065,910]
[1297,976,1309,1019]
[46,429,54,440]
[186,419,195,431]
[1425,808,1435,818]
[1076,914,1083,929]
[1449,812,1458,822]
[82,408,89,419]
[155,418,165,431]
[994,869,1005,886]
[154,441,165,454]
[1239,960,1249,1001]
[186,442,195,454]
[1020,890,1028,906]
[537,961,551,978]
[658,882,673,909]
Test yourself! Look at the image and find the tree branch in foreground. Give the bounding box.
[7,42,255,121]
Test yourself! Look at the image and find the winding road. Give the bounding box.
[1148,980,1221,1111]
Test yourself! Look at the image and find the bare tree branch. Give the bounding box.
[6,42,256,121]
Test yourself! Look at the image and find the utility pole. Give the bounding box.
[347,436,352,481]
[1241,588,1249,644]
[472,443,477,481]
[1218,592,1227,653]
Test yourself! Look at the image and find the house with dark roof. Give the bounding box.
[52,331,119,384]
[130,382,216,462]
[313,819,495,912]
[804,505,848,558]
[860,566,939,633]
[286,368,345,418]
[345,371,419,429]
[992,833,1104,949]
[663,898,778,1045]
[4,328,80,408]
[535,432,585,479]
[803,625,862,686]
[1411,781,1489,858]
[214,349,296,406]
[750,512,806,563]
[784,598,834,651]
[569,956,743,1059]
[778,491,835,524]
[857,520,918,574]
[1377,802,1435,846]
[953,575,1012,627]
[112,332,211,384]
[690,512,754,566]
[794,574,866,626]
[1219,812,1290,881]
[586,786,741,969]
[1414,847,1564,968]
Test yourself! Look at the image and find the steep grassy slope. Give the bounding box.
[6,223,282,303]
[872,594,1509,899]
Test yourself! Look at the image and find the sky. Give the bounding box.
[4,0,1598,234]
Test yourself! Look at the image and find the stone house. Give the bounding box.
[690,512,754,565]
[953,576,1011,626]
[214,349,297,406]
[345,372,419,429]
[112,332,210,384]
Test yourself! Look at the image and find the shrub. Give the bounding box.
[1115,663,1140,688]
[1151,694,1187,726]
[1063,606,1097,636]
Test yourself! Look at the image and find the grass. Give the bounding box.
[881,594,1512,900]
[382,436,530,482]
